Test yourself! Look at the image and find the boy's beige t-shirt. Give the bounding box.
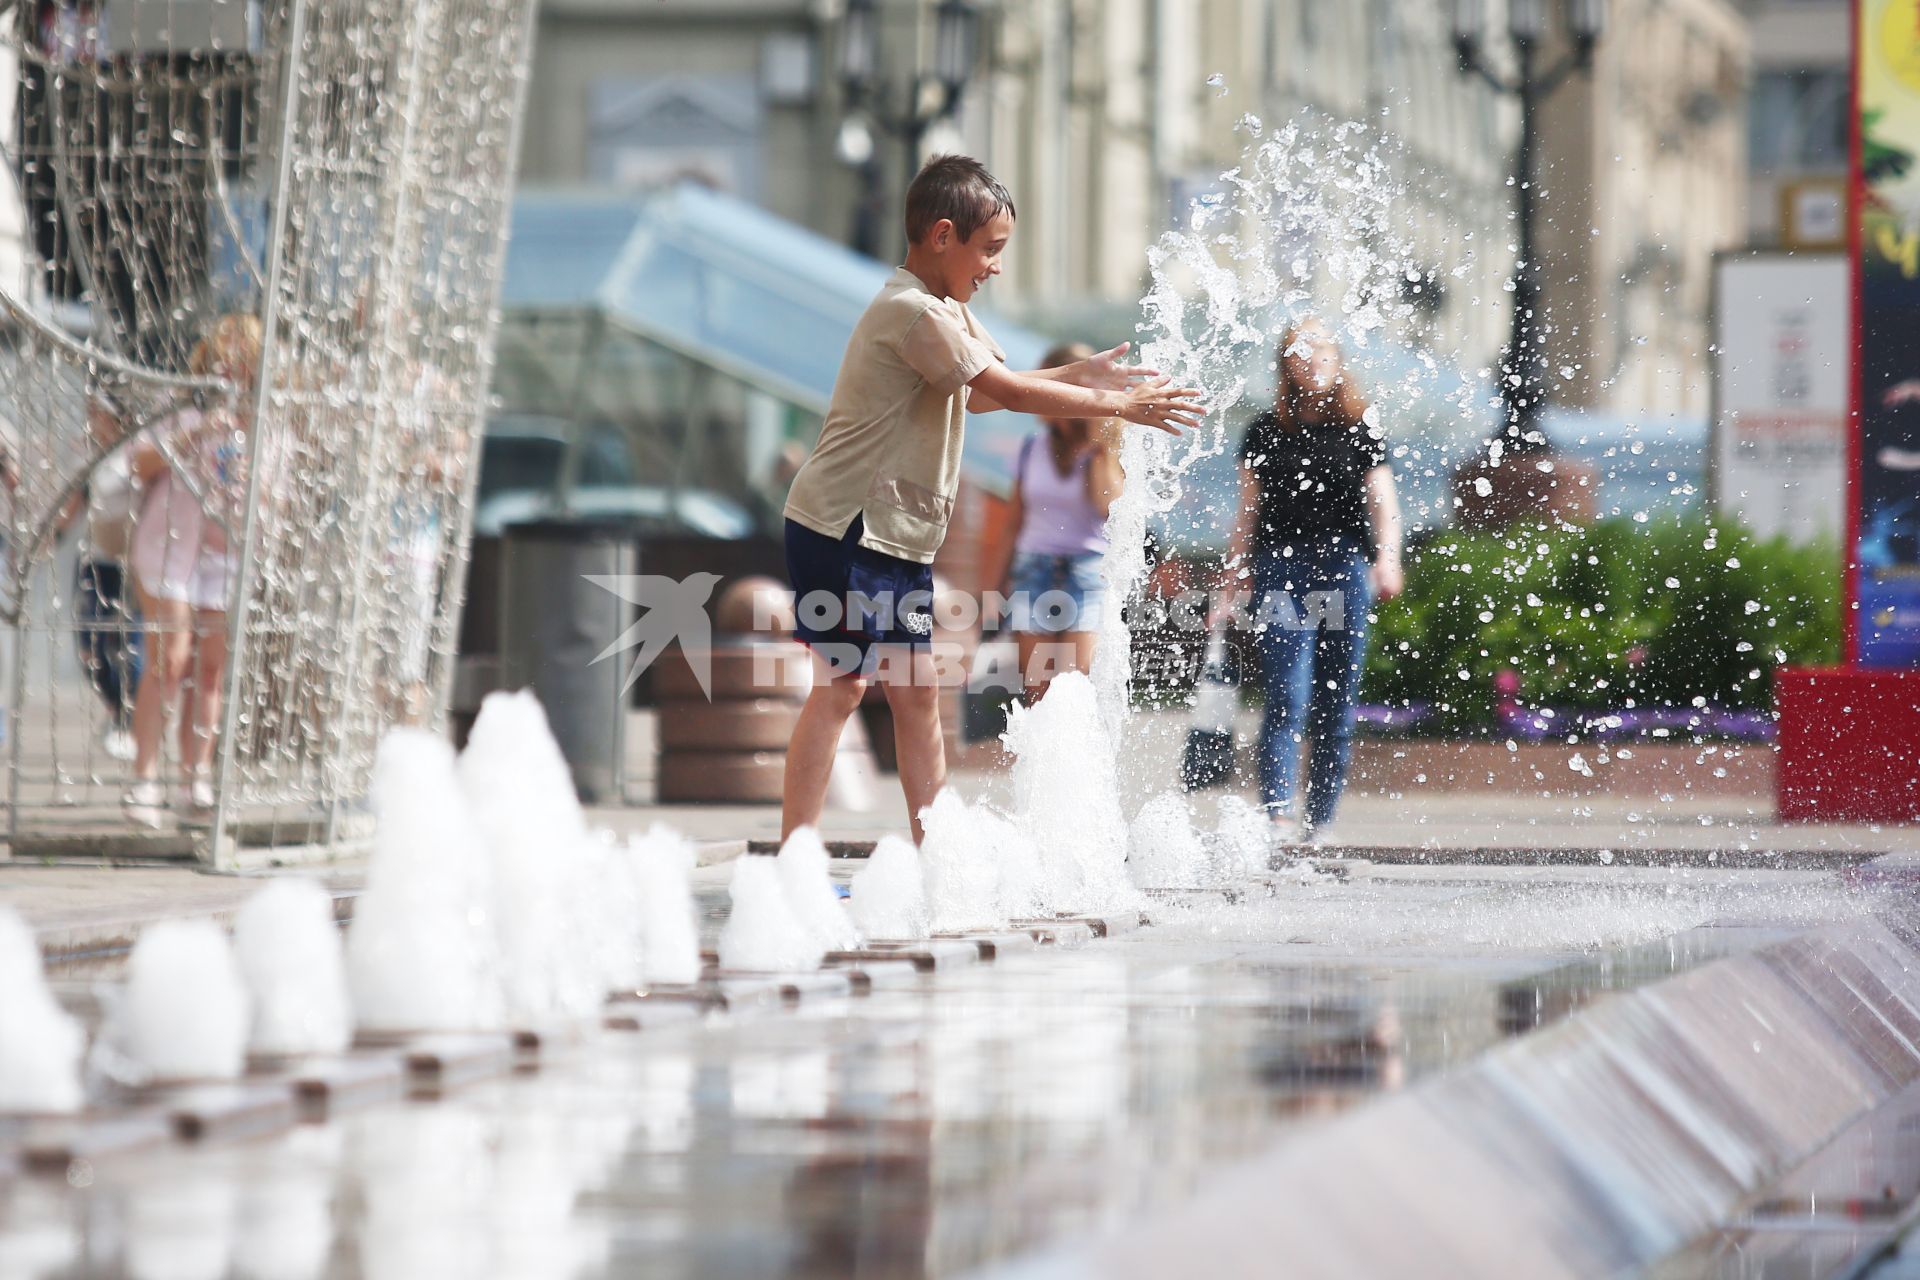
[784,267,1004,564]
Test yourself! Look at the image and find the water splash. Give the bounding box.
[849,835,931,940]
[234,879,352,1057]
[349,731,501,1033]
[980,807,1048,921]
[719,857,824,972]
[579,829,645,995]
[1211,794,1275,879]
[1128,791,1209,889]
[1003,673,1137,914]
[1097,111,1479,742]
[110,920,249,1083]
[921,789,1009,933]
[460,691,603,1023]
[0,907,86,1113]
[776,826,863,951]
[628,825,703,987]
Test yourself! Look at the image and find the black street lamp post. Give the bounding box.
[837,0,979,258]
[1450,0,1607,453]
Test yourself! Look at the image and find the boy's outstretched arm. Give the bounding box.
[968,341,1156,413]
[966,361,1203,435]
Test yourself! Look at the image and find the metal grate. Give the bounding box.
[0,0,538,864]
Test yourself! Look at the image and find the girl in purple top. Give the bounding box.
[990,342,1124,702]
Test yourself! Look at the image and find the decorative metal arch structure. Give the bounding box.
[0,0,539,864]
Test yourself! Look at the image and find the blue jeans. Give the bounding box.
[1007,549,1107,633]
[1250,545,1371,829]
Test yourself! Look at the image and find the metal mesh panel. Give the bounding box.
[0,0,538,862]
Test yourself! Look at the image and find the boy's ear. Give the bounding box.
[928,217,954,249]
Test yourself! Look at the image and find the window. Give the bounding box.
[1749,68,1848,172]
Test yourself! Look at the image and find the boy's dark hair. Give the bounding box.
[904,155,1015,246]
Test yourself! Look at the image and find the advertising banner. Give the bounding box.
[1857,0,1920,668]
[1710,255,1850,546]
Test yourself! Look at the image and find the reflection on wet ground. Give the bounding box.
[0,863,1871,1280]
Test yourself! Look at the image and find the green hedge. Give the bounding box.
[1360,517,1844,734]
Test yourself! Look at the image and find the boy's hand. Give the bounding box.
[1118,375,1204,435]
[1078,342,1160,391]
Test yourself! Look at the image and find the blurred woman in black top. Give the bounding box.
[1225,319,1403,841]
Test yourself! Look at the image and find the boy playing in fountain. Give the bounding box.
[781,154,1204,844]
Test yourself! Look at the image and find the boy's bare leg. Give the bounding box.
[781,657,869,841]
[880,649,947,845]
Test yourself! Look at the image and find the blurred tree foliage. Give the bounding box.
[1361,516,1843,734]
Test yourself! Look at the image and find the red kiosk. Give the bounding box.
[1776,0,1920,822]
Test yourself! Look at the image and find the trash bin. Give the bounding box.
[499,518,638,803]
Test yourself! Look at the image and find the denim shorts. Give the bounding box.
[1007,550,1106,634]
[786,513,934,676]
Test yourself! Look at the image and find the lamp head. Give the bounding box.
[933,0,978,105]
[838,0,878,100]
[1568,0,1607,60]
[1507,0,1547,45]
[1449,0,1484,71]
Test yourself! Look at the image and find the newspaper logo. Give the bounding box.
[585,573,722,698]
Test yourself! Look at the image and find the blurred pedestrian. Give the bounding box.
[62,390,144,759]
[988,340,1124,701]
[381,364,465,726]
[1225,319,1402,842]
[122,313,263,828]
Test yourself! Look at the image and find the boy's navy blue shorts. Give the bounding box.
[784,512,935,676]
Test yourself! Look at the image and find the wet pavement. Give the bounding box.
[0,861,1879,1279]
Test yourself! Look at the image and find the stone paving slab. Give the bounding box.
[824,956,922,991]
[961,930,1043,959]
[401,1034,516,1092]
[6,825,744,962]
[1074,910,1147,938]
[152,1083,299,1143]
[707,976,788,1012]
[831,939,981,972]
[777,971,854,1004]
[268,1054,408,1119]
[1018,918,1096,947]
[602,998,706,1033]
[6,1108,175,1175]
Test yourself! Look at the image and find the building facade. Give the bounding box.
[1735,0,1848,248]
[516,0,1527,373]
[516,0,861,235]
[515,0,1759,430]
[972,0,1524,374]
[1531,0,1752,419]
